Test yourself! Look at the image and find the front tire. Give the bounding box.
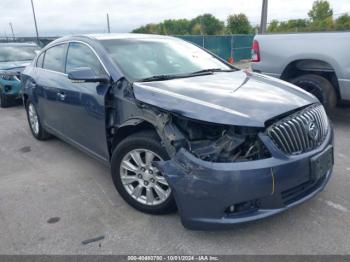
[291,74,337,112]
[111,131,176,214]
[0,89,11,108]
[25,101,51,140]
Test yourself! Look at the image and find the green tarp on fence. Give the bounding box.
[176,35,254,62]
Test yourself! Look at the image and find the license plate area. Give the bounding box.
[310,146,333,181]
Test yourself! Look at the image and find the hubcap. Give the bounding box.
[120,149,171,206]
[28,104,39,135]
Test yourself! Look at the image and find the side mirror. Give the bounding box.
[68,67,109,83]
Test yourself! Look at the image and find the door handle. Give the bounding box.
[57,92,66,101]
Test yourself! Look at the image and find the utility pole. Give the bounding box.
[106,13,111,33]
[200,16,204,47]
[9,23,15,39]
[260,0,268,34]
[30,0,40,44]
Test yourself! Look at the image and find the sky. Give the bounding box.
[1,0,349,37]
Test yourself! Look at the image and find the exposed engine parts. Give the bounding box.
[171,116,271,163]
[108,80,271,163]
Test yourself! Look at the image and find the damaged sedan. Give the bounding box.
[21,34,334,230]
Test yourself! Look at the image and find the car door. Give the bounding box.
[36,43,68,134]
[59,42,110,161]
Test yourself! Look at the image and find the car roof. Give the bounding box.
[47,33,179,48]
[81,33,175,41]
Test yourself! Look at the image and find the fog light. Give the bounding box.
[226,200,258,214]
[228,205,235,213]
[4,85,12,92]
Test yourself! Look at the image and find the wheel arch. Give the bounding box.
[280,59,340,99]
[22,93,29,106]
[110,119,159,154]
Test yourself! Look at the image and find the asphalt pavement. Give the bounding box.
[0,105,349,255]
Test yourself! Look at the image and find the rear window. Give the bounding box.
[43,44,67,73]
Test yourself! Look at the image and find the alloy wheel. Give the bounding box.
[119,149,171,206]
[28,104,39,135]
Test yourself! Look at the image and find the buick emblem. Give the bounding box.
[308,121,319,141]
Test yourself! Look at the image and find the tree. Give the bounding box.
[132,23,160,34]
[226,14,252,34]
[308,0,333,22]
[267,20,279,32]
[267,19,309,33]
[161,19,191,35]
[191,23,202,35]
[132,15,225,35]
[190,14,225,35]
[335,14,350,31]
[307,0,334,31]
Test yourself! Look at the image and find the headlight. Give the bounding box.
[0,74,16,81]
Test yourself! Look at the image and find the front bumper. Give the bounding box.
[158,128,334,230]
[0,79,21,97]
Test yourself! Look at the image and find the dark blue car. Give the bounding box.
[21,34,334,230]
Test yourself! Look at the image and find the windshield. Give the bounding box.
[101,38,232,81]
[0,46,39,63]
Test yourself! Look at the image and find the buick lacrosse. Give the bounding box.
[21,34,333,229]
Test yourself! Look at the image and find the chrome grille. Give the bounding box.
[267,104,329,155]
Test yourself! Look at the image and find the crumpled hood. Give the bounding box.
[0,61,30,71]
[133,70,318,127]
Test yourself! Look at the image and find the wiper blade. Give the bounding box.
[138,74,175,82]
[190,68,235,74]
[138,68,235,82]
[138,71,212,82]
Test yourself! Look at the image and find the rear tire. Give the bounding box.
[25,101,51,140]
[111,130,176,214]
[291,74,337,113]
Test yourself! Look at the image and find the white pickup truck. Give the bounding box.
[251,32,350,111]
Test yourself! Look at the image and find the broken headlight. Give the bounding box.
[173,117,271,163]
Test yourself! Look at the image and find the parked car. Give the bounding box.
[0,42,40,107]
[22,34,333,230]
[251,32,350,112]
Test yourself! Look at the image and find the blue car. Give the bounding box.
[0,42,40,107]
[21,34,334,230]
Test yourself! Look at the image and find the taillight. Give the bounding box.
[251,40,260,62]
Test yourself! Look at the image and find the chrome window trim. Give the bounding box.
[38,67,68,76]
[36,40,111,77]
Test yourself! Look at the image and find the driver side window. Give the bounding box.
[66,42,106,76]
